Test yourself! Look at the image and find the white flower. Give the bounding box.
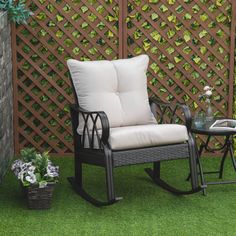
[25,173,37,184]
[18,171,25,182]
[205,90,212,97]
[28,165,35,172]
[204,86,211,91]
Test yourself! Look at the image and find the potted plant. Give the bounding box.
[0,0,33,24]
[11,148,59,209]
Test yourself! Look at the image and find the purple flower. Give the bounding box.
[45,165,59,178]
[11,160,23,176]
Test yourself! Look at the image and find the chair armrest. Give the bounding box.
[70,104,110,147]
[149,97,192,132]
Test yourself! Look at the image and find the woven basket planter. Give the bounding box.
[22,183,55,210]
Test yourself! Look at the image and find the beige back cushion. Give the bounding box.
[67,55,157,132]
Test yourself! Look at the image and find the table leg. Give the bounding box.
[219,145,229,179]
[229,140,236,171]
[189,131,236,192]
[219,136,236,178]
[197,153,207,195]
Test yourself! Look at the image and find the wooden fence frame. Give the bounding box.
[11,0,236,155]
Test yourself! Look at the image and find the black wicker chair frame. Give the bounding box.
[68,83,201,207]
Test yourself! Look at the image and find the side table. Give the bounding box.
[191,118,236,195]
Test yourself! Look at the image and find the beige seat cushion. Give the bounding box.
[67,55,157,132]
[82,124,189,150]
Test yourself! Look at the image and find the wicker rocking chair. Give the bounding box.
[67,55,201,206]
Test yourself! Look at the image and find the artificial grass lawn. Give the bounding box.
[1,156,236,236]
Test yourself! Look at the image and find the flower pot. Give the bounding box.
[22,183,55,210]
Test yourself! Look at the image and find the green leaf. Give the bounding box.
[175,5,183,13]
[96,5,104,14]
[143,41,151,51]
[97,22,105,30]
[175,71,182,79]
[216,0,223,7]
[167,0,175,5]
[150,78,158,86]
[200,46,207,55]
[199,30,208,38]
[175,23,183,31]
[183,46,191,54]
[192,4,200,13]
[216,13,227,23]
[200,63,207,70]
[88,47,98,55]
[167,63,175,69]
[159,88,167,93]
[107,15,117,22]
[160,22,167,28]
[184,13,192,20]
[175,39,183,46]
[167,29,175,39]
[81,22,88,29]
[133,31,142,39]
[183,63,191,71]
[167,14,176,23]
[141,21,151,29]
[193,56,201,64]
[193,102,198,109]
[183,31,191,42]
[216,63,224,70]
[107,30,114,38]
[150,47,158,54]
[174,56,181,63]
[150,31,161,42]
[142,4,149,12]
[105,48,113,55]
[200,13,208,22]
[216,29,223,37]
[151,13,159,20]
[150,63,160,73]
[160,4,168,12]
[191,71,200,79]
[37,12,46,21]
[166,47,175,54]
[134,47,142,54]
[88,13,97,22]
[218,47,224,54]
[56,30,63,38]
[191,21,200,30]
[81,6,88,13]
[56,14,64,22]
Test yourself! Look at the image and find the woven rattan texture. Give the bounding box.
[12,0,235,154]
[25,184,55,209]
[113,143,189,167]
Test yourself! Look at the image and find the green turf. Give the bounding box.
[1,156,236,236]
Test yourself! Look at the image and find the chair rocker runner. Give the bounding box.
[67,55,201,206]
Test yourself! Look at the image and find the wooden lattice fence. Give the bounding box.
[12,0,236,155]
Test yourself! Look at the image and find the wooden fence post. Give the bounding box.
[228,0,236,117]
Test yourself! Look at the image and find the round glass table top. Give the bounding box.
[191,118,236,136]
